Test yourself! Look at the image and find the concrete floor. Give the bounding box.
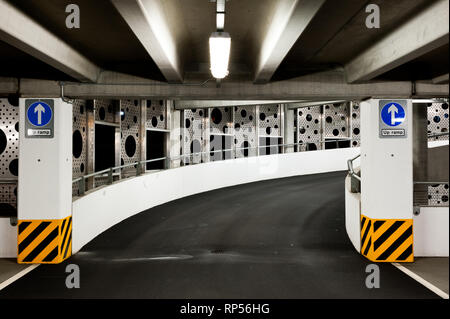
[0,172,442,298]
[399,257,449,295]
[0,259,30,287]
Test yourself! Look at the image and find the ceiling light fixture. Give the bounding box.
[209,32,231,79]
[209,0,231,80]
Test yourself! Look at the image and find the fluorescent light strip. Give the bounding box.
[216,12,225,30]
[209,32,231,79]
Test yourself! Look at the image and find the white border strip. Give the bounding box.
[392,262,449,299]
[0,264,39,291]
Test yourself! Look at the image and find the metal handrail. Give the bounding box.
[0,178,18,184]
[428,132,449,138]
[347,154,361,182]
[345,132,449,182]
[72,137,358,196]
[414,181,449,185]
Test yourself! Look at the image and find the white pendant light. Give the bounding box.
[209,0,231,79]
[209,32,231,79]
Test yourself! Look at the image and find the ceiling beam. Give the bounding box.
[112,0,183,83]
[287,100,348,109]
[175,100,304,109]
[253,0,326,84]
[432,73,449,84]
[0,0,100,82]
[0,77,18,93]
[345,0,449,83]
[1,70,447,100]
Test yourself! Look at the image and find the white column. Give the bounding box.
[359,98,415,263]
[360,99,413,220]
[18,98,72,263]
[167,100,180,168]
[283,104,295,153]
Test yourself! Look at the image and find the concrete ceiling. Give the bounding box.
[3,0,165,80]
[375,43,449,81]
[0,39,75,80]
[275,0,447,80]
[309,0,435,64]
[178,0,277,76]
[0,0,448,85]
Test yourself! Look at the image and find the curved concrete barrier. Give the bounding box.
[345,175,361,253]
[72,148,360,253]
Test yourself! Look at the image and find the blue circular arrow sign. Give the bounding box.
[381,102,405,127]
[27,102,52,127]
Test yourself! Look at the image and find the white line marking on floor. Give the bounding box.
[0,264,40,291]
[392,262,449,299]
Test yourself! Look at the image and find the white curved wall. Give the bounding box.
[345,175,361,252]
[0,218,16,257]
[414,207,449,257]
[72,148,360,253]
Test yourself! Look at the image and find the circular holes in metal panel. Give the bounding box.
[98,107,106,121]
[211,108,222,125]
[0,129,6,155]
[125,135,137,158]
[9,159,18,176]
[72,130,83,158]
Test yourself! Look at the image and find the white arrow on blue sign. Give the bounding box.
[27,101,53,127]
[381,102,405,127]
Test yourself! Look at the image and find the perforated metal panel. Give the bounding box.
[258,105,281,137]
[210,107,232,135]
[121,100,141,167]
[0,98,19,212]
[297,106,322,151]
[0,182,17,210]
[182,109,206,164]
[428,184,449,206]
[72,100,88,176]
[324,103,350,138]
[95,99,118,123]
[350,102,361,147]
[72,99,88,196]
[426,101,449,206]
[427,101,449,141]
[234,106,257,158]
[0,98,19,179]
[209,107,233,162]
[146,100,167,130]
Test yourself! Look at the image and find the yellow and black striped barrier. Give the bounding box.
[360,214,413,262]
[17,216,72,264]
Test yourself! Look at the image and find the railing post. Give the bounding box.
[136,162,142,176]
[108,167,113,184]
[78,178,85,196]
[165,158,170,169]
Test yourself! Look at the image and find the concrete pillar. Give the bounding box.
[202,108,210,163]
[412,103,428,206]
[283,104,295,153]
[18,98,72,264]
[167,100,180,168]
[255,105,260,156]
[359,99,414,262]
[140,100,147,170]
[85,100,95,190]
